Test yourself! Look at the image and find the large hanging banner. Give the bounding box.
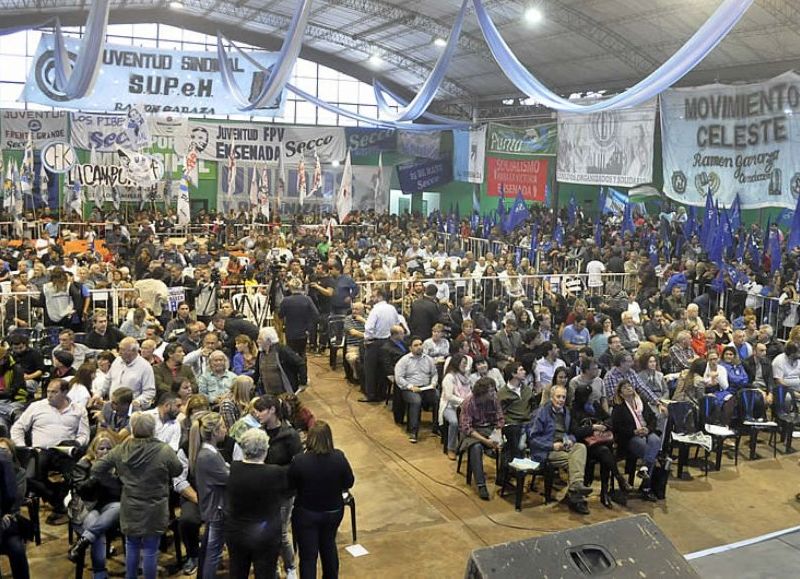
[486,123,557,156]
[70,111,150,152]
[21,34,285,116]
[345,128,397,158]
[396,157,452,194]
[453,125,487,184]
[188,120,346,164]
[485,156,549,202]
[1,110,68,149]
[397,131,441,159]
[556,99,656,186]
[661,71,800,209]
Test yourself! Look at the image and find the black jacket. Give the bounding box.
[409,297,441,341]
[253,345,307,394]
[278,294,320,341]
[744,356,775,392]
[223,316,260,352]
[611,399,657,456]
[380,339,409,376]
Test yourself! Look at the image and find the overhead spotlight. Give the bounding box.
[331,159,341,167]
[169,1,184,9]
[434,37,447,48]
[368,53,383,66]
[524,6,543,24]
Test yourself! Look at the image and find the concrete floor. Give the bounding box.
[18,353,800,578]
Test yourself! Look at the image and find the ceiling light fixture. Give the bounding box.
[434,37,447,48]
[524,6,543,24]
[331,159,340,167]
[169,1,184,9]
[368,53,383,66]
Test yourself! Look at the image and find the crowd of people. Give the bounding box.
[0,199,798,576]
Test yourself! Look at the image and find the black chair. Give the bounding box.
[498,458,557,511]
[456,441,500,487]
[699,394,740,471]
[666,401,709,478]
[327,315,346,370]
[15,447,41,547]
[772,385,800,453]
[342,491,357,544]
[737,388,778,460]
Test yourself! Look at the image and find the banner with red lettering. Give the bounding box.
[485,156,549,202]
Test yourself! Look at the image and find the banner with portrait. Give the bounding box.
[22,34,285,116]
[453,125,487,184]
[486,123,557,156]
[557,99,656,186]
[188,120,346,165]
[661,71,800,209]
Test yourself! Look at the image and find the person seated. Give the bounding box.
[0,437,30,578]
[497,362,536,481]
[164,301,194,342]
[603,352,667,417]
[278,393,317,433]
[394,337,439,444]
[668,330,697,373]
[539,366,571,409]
[52,350,76,381]
[455,320,488,361]
[379,324,409,381]
[570,378,631,508]
[198,350,237,407]
[744,342,774,403]
[422,322,450,364]
[154,343,197,398]
[611,380,661,502]
[7,332,46,399]
[177,322,205,354]
[11,378,90,525]
[514,330,539,374]
[140,339,163,366]
[561,314,591,356]
[94,387,134,438]
[533,341,566,397]
[490,319,521,371]
[525,384,593,514]
[218,376,256,429]
[597,334,624,372]
[343,302,366,384]
[728,329,753,361]
[615,312,645,352]
[84,311,125,351]
[54,329,93,370]
[119,308,150,341]
[439,353,472,459]
[67,432,123,571]
[0,347,27,437]
[231,335,258,378]
[469,356,504,390]
[458,377,504,500]
[104,338,157,411]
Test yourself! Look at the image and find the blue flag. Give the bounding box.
[730,193,742,233]
[503,189,530,234]
[594,219,602,248]
[769,230,782,274]
[762,216,771,253]
[621,201,635,237]
[736,231,746,261]
[787,192,800,252]
[496,184,506,221]
[514,246,522,267]
[701,191,714,247]
[720,206,734,258]
[567,195,577,227]
[684,205,696,240]
[597,187,607,217]
[711,266,726,294]
[748,233,761,271]
[648,234,658,266]
[529,221,539,262]
[553,219,564,246]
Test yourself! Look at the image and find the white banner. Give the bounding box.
[188,120,346,164]
[398,130,441,159]
[71,112,151,152]
[557,99,656,186]
[661,71,800,209]
[454,125,487,184]
[1,110,68,149]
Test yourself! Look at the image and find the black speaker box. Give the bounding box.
[465,514,698,578]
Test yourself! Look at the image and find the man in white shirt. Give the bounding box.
[394,337,439,443]
[146,392,182,451]
[773,343,800,395]
[11,378,90,524]
[106,337,157,409]
[534,341,566,394]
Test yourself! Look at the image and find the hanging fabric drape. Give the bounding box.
[472,0,753,112]
[373,0,468,122]
[217,0,313,111]
[53,0,111,100]
[226,37,468,131]
[0,18,55,37]
[373,80,470,127]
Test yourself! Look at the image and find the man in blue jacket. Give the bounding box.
[526,384,592,514]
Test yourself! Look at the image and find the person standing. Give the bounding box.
[409,284,441,341]
[279,278,320,359]
[91,412,182,579]
[288,422,354,579]
[360,287,399,403]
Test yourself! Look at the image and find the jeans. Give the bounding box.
[292,506,344,579]
[627,433,662,475]
[199,518,225,579]
[81,501,121,577]
[125,534,160,579]
[0,531,29,579]
[443,406,459,452]
[279,496,296,572]
[401,389,439,435]
[468,443,488,486]
[226,521,281,579]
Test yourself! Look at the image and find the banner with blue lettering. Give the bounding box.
[396,157,453,194]
[71,111,151,152]
[21,34,285,116]
[345,128,396,158]
[661,71,800,210]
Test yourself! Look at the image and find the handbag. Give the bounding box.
[581,418,614,447]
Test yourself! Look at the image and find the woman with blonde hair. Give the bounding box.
[67,431,122,573]
[232,334,258,377]
[219,376,255,429]
[40,266,82,328]
[189,412,230,579]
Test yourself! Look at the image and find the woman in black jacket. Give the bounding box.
[67,431,123,572]
[611,380,661,501]
[570,376,631,509]
[225,428,287,578]
[289,421,354,579]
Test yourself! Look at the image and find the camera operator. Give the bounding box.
[193,266,219,325]
[308,262,334,354]
[278,279,319,363]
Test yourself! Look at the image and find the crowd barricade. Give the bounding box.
[353,273,635,317]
